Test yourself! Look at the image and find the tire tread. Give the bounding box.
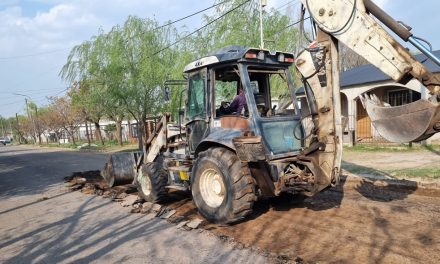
[136,162,168,203]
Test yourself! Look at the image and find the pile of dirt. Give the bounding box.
[64,171,206,231]
[64,170,136,197]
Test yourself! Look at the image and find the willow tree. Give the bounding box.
[60,39,107,145]
[100,16,178,149]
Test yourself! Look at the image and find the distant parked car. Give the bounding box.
[0,137,11,145]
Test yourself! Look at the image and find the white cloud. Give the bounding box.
[0,0,185,54]
[0,0,207,117]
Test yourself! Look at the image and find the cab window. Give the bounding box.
[186,72,206,120]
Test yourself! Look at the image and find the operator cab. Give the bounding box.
[183,46,303,159]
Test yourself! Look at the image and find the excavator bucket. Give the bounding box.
[360,92,440,143]
[101,152,142,187]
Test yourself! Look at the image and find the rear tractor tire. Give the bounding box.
[136,162,168,203]
[191,147,256,224]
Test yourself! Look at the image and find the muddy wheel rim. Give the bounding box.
[138,170,151,196]
[199,168,225,208]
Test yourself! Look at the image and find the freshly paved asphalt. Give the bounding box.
[0,145,266,264]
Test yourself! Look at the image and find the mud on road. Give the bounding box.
[67,169,440,264]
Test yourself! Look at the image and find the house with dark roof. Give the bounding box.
[296,50,440,145]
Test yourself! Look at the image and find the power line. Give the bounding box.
[15,87,68,93]
[2,97,49,107]
[1,87,69,107]
[0,1,236,62]
[269,0,298,14]
[154,0,233,30]
[0,88,67,101]
[0,48,68,60]
[152,0,251,56]
[267,16,310,39]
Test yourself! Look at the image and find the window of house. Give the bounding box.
[388,90,421,106]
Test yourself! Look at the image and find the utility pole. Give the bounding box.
[16,113,22,144]
[8,119,12,138]
[24,98,35,143]
[14,93,38,144]
[0,116,5,137]
[259,0,267,49]
[35,107,41,144]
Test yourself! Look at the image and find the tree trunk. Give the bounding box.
[69,129,76,145]
[90,123,94,141]
[127,120,133,143]
[94,122,104,146]
[116,120,123,146]
[85,120,91,145]
[35,108,42,145]
[137,119,144,151]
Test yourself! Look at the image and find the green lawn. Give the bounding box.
[344,143,440,153]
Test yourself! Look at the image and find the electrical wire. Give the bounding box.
[1,87,69,111]
[154,0,233,30]
[0,88,67,101]
[151,0,251,57]
[2,1,246,115]
[268,0,298,14]
[0,48,68,60]
[266,16,310,39]
[1,1,231,61]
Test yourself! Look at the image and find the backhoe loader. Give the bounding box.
[102,0,440,224]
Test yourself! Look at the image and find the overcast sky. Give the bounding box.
[1,0,439,118]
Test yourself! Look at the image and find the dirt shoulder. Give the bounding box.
[342,146,440,183]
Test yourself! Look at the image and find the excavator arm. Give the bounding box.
[293,0,440,187]
[297,0,440,143]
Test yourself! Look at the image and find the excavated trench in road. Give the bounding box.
[65,170,440,264]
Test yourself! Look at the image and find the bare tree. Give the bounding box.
[47,96,83,145]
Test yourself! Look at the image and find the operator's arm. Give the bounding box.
[228,95,239,112]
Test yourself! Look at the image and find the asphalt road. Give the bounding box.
[0,145,266,264]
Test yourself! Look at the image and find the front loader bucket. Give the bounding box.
[100,152,142,187]
[360,93,440,143]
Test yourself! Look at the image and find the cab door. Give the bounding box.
[185,69,209,154]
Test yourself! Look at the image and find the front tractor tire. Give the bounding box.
[136,162,168,203]
[191,147,256,224]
